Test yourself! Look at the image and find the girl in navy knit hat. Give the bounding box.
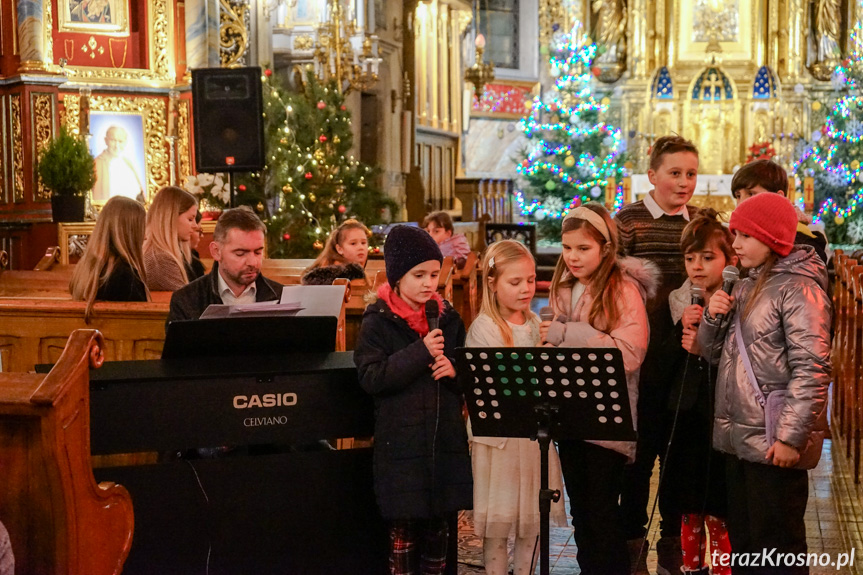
[354,225,472,575]
[698,192,831,574]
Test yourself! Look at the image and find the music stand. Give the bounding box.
[456,347,634,575]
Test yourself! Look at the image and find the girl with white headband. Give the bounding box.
[540,201,658,575]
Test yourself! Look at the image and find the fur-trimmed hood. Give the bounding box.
[618,256,660,303]
[301,262,366,285]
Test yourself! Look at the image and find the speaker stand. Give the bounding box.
[228,172,236,208]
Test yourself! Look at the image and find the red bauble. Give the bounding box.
[264,69,273,77]
[317,101,326,110]
[821,125,829,134]
[373,247,380,254]
[319,135,328,142]
[282,233,291,241]
[338,205,346,213]
[340,105,346,111]
[304,172,313,180]
[591,66,602,77]
[238,184,247,192]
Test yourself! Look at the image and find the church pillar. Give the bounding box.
[16,0,51,72]
[185,0,222,69]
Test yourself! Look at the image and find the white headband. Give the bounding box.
[563,206,611,243]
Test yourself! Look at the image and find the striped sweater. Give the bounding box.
[614,200,698,387]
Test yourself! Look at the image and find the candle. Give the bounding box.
[475,34,486,49]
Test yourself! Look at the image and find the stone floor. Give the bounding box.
[456,437,859,574]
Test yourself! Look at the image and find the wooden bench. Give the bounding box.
[33,246,61,271]
[0,329,134,573]
[0,299,170,372]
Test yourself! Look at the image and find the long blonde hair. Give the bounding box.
[143,186,197,283]
[70,196,150,322]
[306,219,370,271]
[479,240,537,347]
[549,202,625,331]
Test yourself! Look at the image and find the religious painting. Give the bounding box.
[471,80,540,120]
[289,0,323,26]
[88,112,147,204]
[58,0,130,36]
[675,0,754,63]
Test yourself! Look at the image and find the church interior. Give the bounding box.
[1,0,863,573]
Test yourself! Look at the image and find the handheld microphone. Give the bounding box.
[690,285,705,306]
[539,306,555,322]
[425,299,440,332]
[715,266,740,322]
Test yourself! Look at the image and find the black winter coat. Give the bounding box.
[353,298,473,520]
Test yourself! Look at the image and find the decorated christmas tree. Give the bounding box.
[793,25,863,245]
[515,26,626,238]
[235,68,395,258]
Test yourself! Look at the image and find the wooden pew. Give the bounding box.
[0,299,169,372]
[0,329,134,574]
[452,251,479,328]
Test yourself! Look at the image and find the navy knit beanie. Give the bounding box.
[384,225,443,287]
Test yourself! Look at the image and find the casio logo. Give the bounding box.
[233,393,297,409]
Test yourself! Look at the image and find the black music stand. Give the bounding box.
[456,347,634,575]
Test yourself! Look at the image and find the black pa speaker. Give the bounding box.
[192,67,265,173]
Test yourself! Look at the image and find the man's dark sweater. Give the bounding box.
[167,263,284,326]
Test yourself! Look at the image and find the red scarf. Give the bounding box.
[376,283,444,337]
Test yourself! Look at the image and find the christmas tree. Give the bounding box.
[515,26,626,238]
[793,24,863,245]
[235,67,396,258]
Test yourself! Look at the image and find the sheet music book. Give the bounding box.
[199,300,303,319]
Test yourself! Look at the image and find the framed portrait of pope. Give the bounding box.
[89,112,148,205]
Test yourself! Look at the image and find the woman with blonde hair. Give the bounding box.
[143,185,198,291]
[70,196,150,322]
[301,219,370,285]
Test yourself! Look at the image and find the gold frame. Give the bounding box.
[63,94,169,204]
[58,0,130,36]
[673,0,755,64]
[64,0,174,86]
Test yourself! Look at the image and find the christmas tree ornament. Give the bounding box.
[317,101,326,110]
[564,156,576,167]
[313,240,324,250]
[812,101,822,111]
[282,233,291,241]
[256,202,264,212]
[338,205,347,213]
[305,172,313,179]
[545,180,557,191]
[309,193,316,202]
[835,215,846,225]
[265,69,273,77]
[319,135,328,142]
[333,135,340,144]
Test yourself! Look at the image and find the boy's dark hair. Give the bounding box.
[680,207,735,264]
[649,135,699,170]
[422,211,454,233]
[730,159,788,200]
[213,205,266,243]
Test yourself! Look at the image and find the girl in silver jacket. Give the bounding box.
[698,192,831,574]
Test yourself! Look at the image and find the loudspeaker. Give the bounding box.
[192,67,265,173]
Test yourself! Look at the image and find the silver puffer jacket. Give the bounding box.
[698,245,832,467]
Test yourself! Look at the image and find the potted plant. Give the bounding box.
[37,127,96,222]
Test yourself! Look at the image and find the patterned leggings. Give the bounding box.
[389,517,449,575]
[681,513,732,575]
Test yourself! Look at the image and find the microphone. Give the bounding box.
[425,299,440,332]
[715,266,740,322]
[539,306,555,322]
[690,285,705,306]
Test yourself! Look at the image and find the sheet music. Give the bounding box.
[200,301,303,319]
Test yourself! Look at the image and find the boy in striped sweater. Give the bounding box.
[614,135,700,575]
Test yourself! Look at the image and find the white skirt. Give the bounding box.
[471,437,568,538]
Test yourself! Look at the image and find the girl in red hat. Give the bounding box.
[699,192,831,574]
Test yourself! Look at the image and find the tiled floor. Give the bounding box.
[457,437,860,574]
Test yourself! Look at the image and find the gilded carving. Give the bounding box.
[10,95,24,203]
[539,0,566,47]
[178,99,192,183]
[63,95,169,201]
[67,0,173,85]
[294,35,314,51]
[31,93,55,201]
[220,0,250,68]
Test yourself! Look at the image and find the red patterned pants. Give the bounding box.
[681,513,732,575]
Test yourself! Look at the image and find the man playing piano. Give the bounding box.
[167,206,283,324]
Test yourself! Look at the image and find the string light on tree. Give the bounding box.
[515,23,626,238]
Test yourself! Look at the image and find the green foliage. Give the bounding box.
[234,68,395,258]
[36,127,95,197]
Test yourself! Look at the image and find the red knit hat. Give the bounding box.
[729,192,798,257]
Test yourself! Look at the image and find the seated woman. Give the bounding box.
[143,186,198,291]
[301,219,370,285]
[70,195,150,322]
